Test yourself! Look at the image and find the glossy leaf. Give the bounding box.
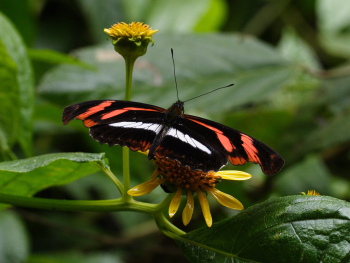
[0,152,108,199]
[175,195,350,263]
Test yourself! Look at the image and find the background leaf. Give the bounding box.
[0,39,20,159]
[0,12,34,156]
[38,34,292,115]
[176,195,350,263]
[0,210,29,263]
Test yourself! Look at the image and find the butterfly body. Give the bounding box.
[63,99,284,175]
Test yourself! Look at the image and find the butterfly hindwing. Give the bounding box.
[63,100,166,152]
[183,115,285,175]
[153,121,228,171]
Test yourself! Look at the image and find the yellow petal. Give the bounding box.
[127,178,166,196]
[301,190,321,196]
[169,188,182,218]
[137,150,149,156]
[182,191,194,226]
[217,170,252,181]
[208,188,244,210]
[197,190,212,227]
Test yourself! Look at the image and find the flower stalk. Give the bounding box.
[104,22,158,202]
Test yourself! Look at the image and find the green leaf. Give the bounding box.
[278,28,320,70]
[317,0,350,58]
[145,0,212,32]
[0,152,108,199]
[0,39,20,159]
[317,0,350,34]
[306,113,350,152]
[29,251,123,263]
[0,210,29,263]
[77,0,125,42]
[275,155,332,195]
[0,12,35,156]
[194,0,228,32]
[38,34,293,115]
[28,49,95,69]
[175,195,350,263]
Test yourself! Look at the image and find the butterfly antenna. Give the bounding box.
[184,83,234,103]
[171,48,180,101]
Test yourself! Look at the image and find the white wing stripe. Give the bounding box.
[168,128,211,154]
[110,122,161,132]
[109,122,211,154]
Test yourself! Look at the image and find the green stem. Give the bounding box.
[124,56,136,101]
[153,192,174,213]
[97,163,124,194]
[121,55,137,202]
[0,193,156,213]
[0,192,186,236]
[122,148,131,201]
[154,212,186,237]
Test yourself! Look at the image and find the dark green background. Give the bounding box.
[0,0,349,262]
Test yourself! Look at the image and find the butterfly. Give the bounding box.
[63,99,285,175]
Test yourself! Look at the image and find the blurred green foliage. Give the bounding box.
[0,0,350,262]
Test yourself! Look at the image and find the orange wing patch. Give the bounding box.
[229,155,247,165]
[241,134,260,164]
[83,119,99,128]
[189,119,234,152]
[77,101,114,120]
[102,107,159,120]
[102,109,128,119]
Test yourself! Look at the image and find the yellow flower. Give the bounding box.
[128,157,251,227]
[302,190,321,196]
[104,22,158,59]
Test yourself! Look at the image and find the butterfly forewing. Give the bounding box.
[63,100,167,152]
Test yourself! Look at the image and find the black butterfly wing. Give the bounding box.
[151,119,227,172]
[153,114,285,175]
[63,100,166,152]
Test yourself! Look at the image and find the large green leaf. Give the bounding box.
[0,12,35,156]
[0,39,20,158]
[38,34,293,115]
[0,152,108,198]
[175,195,350,263]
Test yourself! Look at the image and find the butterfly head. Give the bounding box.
[166,100,185,122]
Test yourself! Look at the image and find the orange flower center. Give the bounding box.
[155,158,221,192]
